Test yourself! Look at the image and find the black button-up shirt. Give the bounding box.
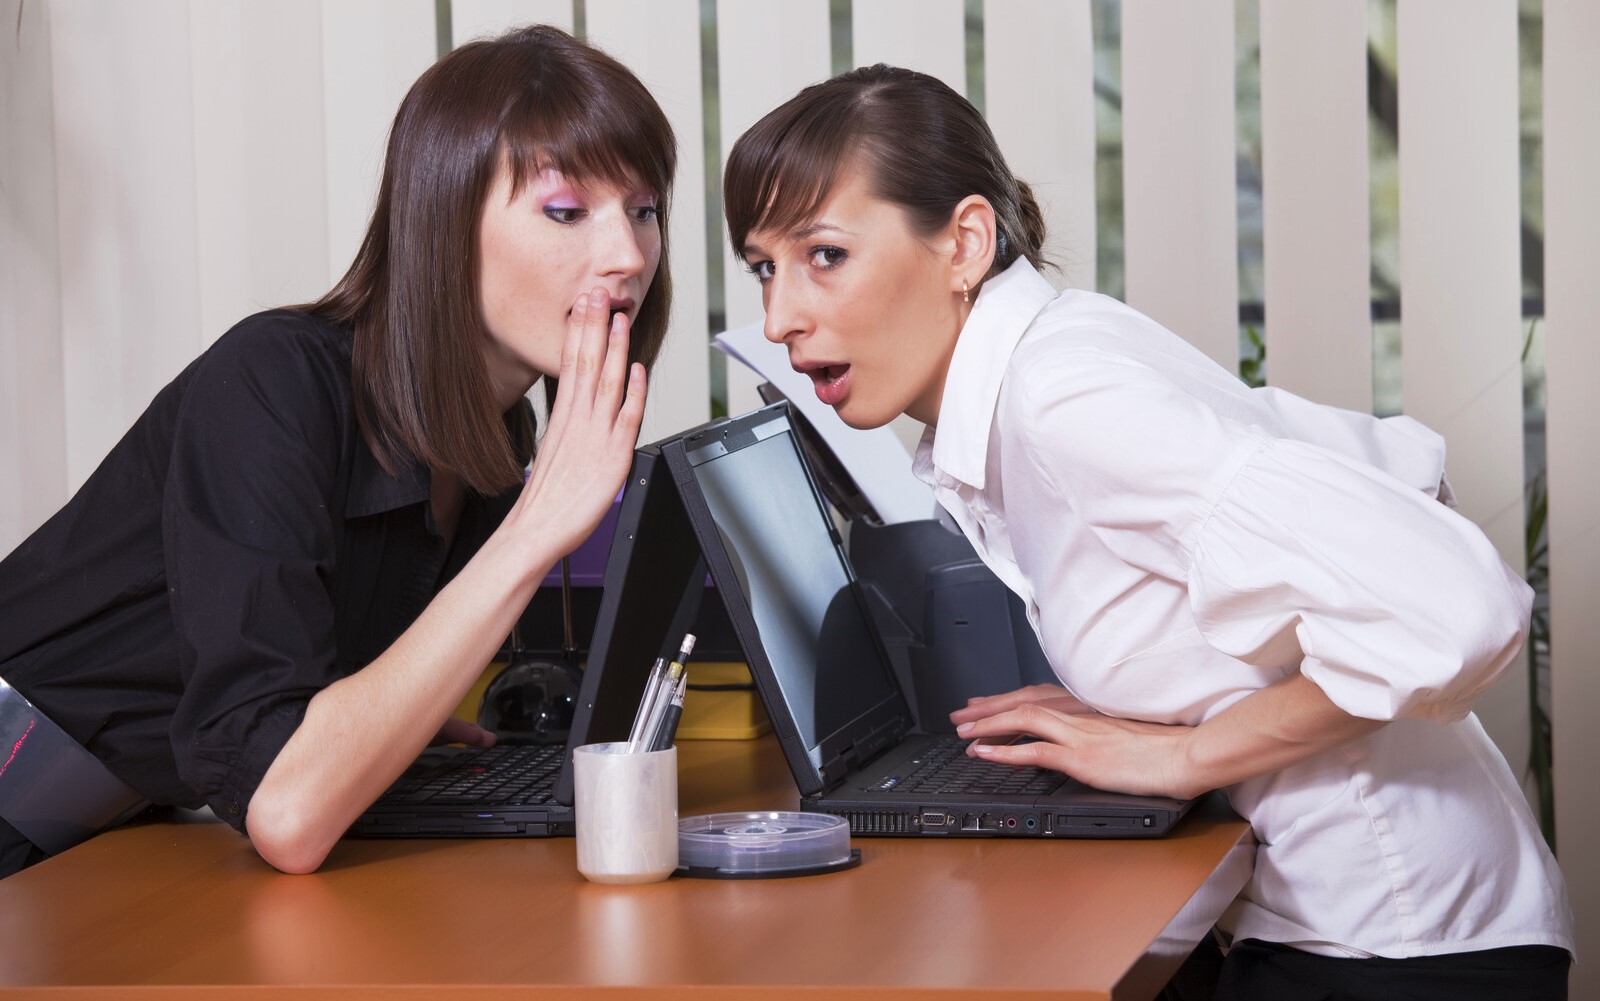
[0,309,526,833]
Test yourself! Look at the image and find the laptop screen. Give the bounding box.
[680,409,901,769]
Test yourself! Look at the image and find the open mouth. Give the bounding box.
[806,363,851,406]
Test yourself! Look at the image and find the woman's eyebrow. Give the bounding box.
[792,220,851,240]
[744,220,853,257]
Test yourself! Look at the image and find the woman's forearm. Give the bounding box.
[245,511,558,874]
[1177,671,1384,798]
[957,670,1387,801]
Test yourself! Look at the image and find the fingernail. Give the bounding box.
[973,743,993,755]
[956,722,972,735]
[590,288,607,308]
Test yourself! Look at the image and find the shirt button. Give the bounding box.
[226,801,241,816]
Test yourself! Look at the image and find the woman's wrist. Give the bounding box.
[1171,728,1217,801]
[484,501,569,596]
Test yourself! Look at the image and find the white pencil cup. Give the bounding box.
[572,742,679,884]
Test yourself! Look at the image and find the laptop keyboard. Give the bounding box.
[868,738,1061,796]
[386,743,564,806]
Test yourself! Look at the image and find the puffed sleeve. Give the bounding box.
[1009,343,1531,724]
[1251,385,1449,499]
[162,313,351,829]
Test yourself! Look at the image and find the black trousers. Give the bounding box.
[1163,934,1570,1001]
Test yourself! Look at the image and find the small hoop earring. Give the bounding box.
[962,280,971,304]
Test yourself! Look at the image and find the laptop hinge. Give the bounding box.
[825,715,908,782]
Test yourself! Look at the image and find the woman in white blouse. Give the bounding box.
[723,64,1573,999]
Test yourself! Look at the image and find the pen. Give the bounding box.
[629,634,697,753]
[650,670,688,752]
[669,634,695,681]
[627,656,669,750]
[637,659,681,752]
[641,634,696,752]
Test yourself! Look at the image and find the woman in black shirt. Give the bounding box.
[0,24,676,876]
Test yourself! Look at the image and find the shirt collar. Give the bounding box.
[917,257,1059,490]
[346,439,429,518]
[343,398,536,518]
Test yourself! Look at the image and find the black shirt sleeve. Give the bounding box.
[2,309,522,838]
[161,313,354,830]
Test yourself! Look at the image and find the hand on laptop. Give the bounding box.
[952,684,1195,799]
[950,684,1093,732]
[429,716,497,748]
[950,684,1092,754]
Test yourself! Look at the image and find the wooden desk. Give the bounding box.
[0,738,1252,1000]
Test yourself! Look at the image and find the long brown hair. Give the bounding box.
[310,24,676,495]
[724,63,1046,285]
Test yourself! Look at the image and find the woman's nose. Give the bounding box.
[762,274,809,344]
[596,213,648,278]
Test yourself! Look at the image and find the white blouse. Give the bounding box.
[914,258,1573,959]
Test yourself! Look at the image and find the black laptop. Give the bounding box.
[347,457,707,839]
[649,402,1195,839]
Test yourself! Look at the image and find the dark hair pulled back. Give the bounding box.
[724,63,1046,283]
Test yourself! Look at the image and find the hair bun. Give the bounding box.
[1007,177,1049,271]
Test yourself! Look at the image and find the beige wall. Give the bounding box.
[1546,1,1600,994]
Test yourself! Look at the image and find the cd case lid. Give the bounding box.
[676,811,860,879]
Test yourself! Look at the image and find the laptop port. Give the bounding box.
[960,813,999,833]
[920,810,949,828]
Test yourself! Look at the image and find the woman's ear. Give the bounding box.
[948,195,997,297]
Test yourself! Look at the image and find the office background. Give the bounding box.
[2,0,1595,986]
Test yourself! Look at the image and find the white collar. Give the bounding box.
[917,258,1059,490]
